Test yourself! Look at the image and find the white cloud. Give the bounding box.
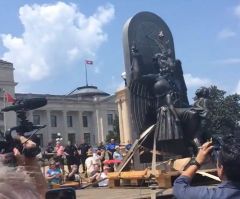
[235,80,240,94]
[217,28,236,39]
[1,2,114,84]
[117,81,125,91]
[184,73,212,88]
[234,4,240,18]
[105,75,123,93]
[93,66,100,74]
[213,58,240,65]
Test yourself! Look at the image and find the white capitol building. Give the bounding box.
[0,59,119,147]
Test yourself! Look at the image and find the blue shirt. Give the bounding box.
[106,143,116,152]
[173,175,240,199]
[113,151,123,161]
[47,168,62,184]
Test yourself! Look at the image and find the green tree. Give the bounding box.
[205,86,240,137]
[105,115,120,143]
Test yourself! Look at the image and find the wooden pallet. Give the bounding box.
[155,171,180,188]
[155,169,219,188]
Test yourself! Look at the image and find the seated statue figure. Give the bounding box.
[129,46,210,157]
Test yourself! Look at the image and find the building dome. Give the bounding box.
[69,85,110,97]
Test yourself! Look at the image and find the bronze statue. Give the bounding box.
[123,12,210,158]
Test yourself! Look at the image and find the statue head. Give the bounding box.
[195,87,210,99]
[154,78,171,97]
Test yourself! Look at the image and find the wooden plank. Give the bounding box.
[172,157,191,171]
[109,178,146,188]
[108,169,148,180]
[60,181,80,188]
[196,171,220,182]
[116,125,155,172]
[120,169,148,179]
[108,172,120,179]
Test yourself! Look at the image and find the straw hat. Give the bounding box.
[87,150,93,156]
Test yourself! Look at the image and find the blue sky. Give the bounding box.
[0,0,240,101]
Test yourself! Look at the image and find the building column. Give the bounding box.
[62,110,67,144]
[95,109,104,143]
[117,99,125,143]
[28,111,33,123]
[78,111,83,143]
[115,87,133,144]
[46,110,52,142]
[74,112,81,145]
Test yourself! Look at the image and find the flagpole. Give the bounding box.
[85,62,88,86]
[3,89,7,132]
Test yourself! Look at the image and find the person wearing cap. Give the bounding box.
[113,146,123,171]
[97,165,110,187]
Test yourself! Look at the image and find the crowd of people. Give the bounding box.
[1,128,240,199]
[43,138,129,188]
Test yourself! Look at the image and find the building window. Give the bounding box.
[82,115,88,127]
[84,133,90,144]
[51,133,57,141]
[68,133,76,144]
[0,113,4,121]
[67,115,73,127]
[37,134,43,147]
[107,114,113,125]
[33,115,40,125]
[51,115,57,127]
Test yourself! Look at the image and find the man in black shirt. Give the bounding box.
[64,141,78,173]
[78,142,91,173]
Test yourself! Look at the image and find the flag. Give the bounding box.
[85,60,93,65]
[4,92,15,103]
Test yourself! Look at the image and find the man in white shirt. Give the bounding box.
[85,150,95,177]
[98,165,110,187]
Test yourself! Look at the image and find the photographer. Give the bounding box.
[0,134,47,199]
[0,97,48,199]
[173,136,240,199]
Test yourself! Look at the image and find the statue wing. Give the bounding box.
[128,79,156,135]
[171,60,189,106]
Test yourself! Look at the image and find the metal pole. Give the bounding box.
[85,63,88,86]
[2,89,7,132]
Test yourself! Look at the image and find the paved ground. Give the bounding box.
[75,187,173,199]
[42,165,174,198]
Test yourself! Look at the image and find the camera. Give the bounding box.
[212,135,224,151]
[0,98,47,158]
